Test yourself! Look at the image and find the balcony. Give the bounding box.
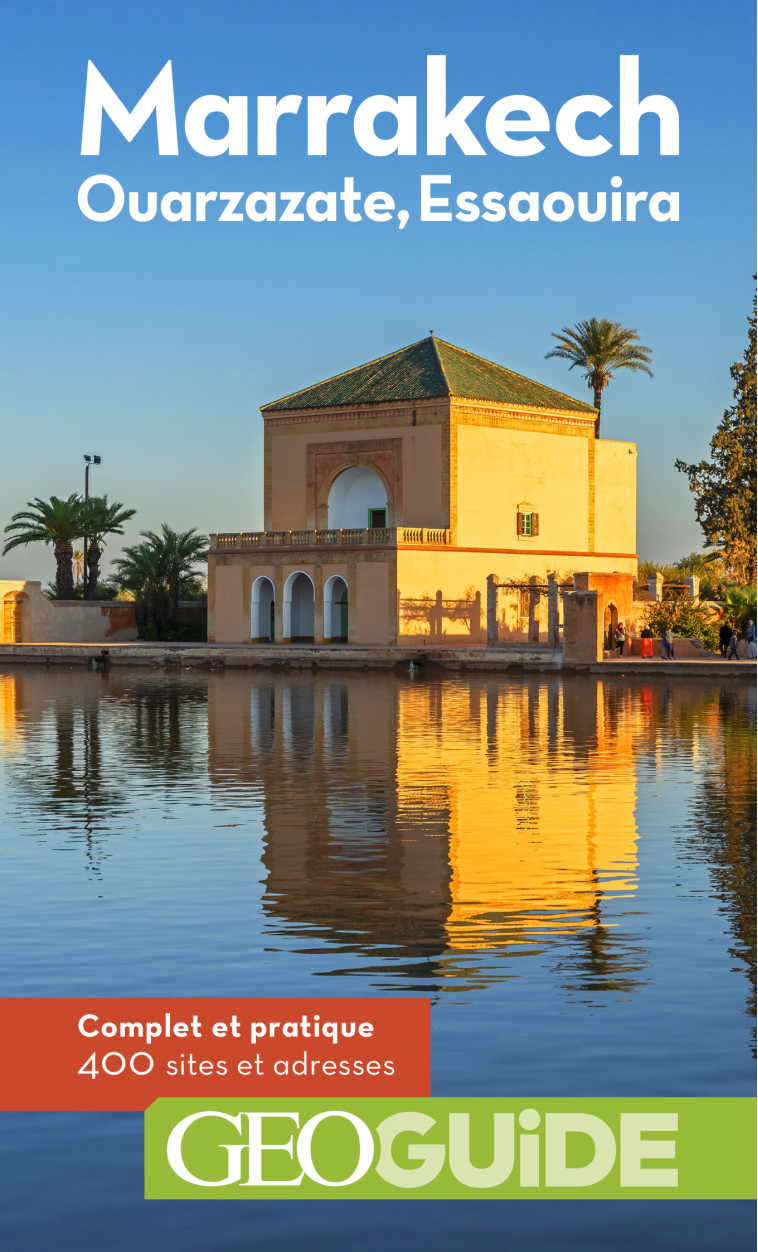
[209,527,452,551]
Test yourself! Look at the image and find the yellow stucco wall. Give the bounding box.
[396,549,636,644]
[594,440,637,556]
[454,423,592,550]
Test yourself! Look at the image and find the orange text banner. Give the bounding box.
[0,997,430,1110]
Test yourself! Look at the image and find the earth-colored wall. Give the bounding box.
[265,402,447,532]
[0,581,138,643]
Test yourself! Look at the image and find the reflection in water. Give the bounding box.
[1,668,755,1014]
[680,685,756,1046]
[1,667,755,1252]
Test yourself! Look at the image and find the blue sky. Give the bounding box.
[1,0,755,581]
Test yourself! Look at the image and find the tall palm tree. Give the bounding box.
[82,496,137,599]
[113,524,207,638]
[3,495,91,598]
[545,318,653,436]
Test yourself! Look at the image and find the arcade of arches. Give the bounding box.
[251,574,349,644]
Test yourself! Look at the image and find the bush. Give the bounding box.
[643,599,720,653]
[166,620,207,642]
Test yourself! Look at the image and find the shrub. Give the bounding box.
[643,599,720,653]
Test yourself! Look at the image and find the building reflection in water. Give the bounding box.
[208,672,651,996]
[1,668,754,1012]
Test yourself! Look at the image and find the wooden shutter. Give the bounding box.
[516,511,524,536]
[532,513,539,537]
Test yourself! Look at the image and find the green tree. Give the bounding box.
[3,494,91,598]
[113,524,207,639]
[545,318,653,436]
[676,287,757,585]
[82,496,137,600]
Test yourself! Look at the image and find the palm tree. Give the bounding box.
[82,496,137,599]
[73,550,84,587]
[153,524,208,627]
[545,318,653,436]
[112,541,163,634]
[113,524,207,638]
[3,495,91,598]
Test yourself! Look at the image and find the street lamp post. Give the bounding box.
[82,454,101,599]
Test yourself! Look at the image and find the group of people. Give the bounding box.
[718,619,757,660]
[613,618,757,660]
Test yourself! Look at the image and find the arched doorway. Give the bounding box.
[604,602,618,651]
[324,576,348,642]
[3,592,28,643]
[251,577,275,642]
[327,465,389,530]
[283,572,315,642]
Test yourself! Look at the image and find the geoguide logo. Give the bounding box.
[144,1096,756,1200]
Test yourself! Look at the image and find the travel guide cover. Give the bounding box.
[0,1,755,1249]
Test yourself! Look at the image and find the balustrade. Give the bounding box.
[210,526,452,550]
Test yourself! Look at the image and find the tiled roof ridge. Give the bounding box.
[428,334,452,396]
[434,336,598,414]
[261,337,433,412]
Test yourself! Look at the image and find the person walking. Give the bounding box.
[615,621,626,656]
[663,628,675,660]
[727,631,740,660]
[746,620,757,660]
[719,620,733,658]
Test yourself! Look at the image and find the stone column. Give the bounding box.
[648,573,664,602]
[273,566,285,643]
[547,574,559,648]
[528,576,540,644]
[563,590,601,663]
[313,564,325,644]
[685,575,700,602]
[486,575,498,645]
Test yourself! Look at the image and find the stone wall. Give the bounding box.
[1,581,138,643]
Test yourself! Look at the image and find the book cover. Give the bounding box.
[0,1,755,1249]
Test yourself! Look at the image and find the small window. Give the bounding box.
[517,510,539,538]
[368,508,387,529]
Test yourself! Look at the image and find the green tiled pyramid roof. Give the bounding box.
[262,336,597,415]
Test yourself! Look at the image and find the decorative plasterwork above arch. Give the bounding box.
[307,438,403,530]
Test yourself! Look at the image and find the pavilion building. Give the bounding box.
[207,335,637,646]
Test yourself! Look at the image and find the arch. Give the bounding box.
[3,591,29,644]
[283,571,315,642]
[324,575,348,642]
[326,465,390,530]
[251,576,275,643]
[603,602,618,651]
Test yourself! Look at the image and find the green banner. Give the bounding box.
[144,1096,756,1199]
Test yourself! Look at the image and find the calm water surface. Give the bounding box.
[0,667,754,1250]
